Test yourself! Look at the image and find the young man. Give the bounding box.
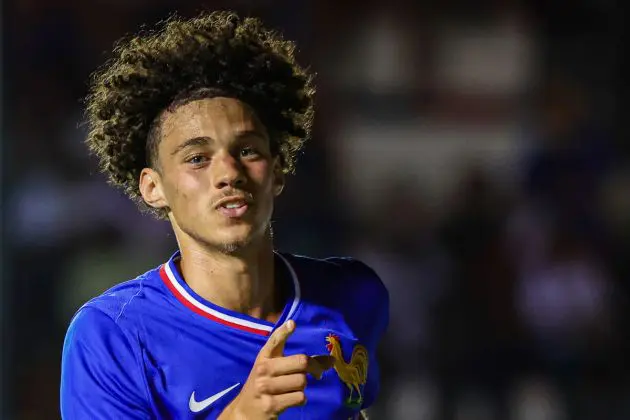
[60,11,388,420]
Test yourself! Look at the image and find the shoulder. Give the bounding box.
[61,287,154,417]
[326,256,388,299]
[325,256,389,329]
[280,253,389,344]
[323,256,389,312]
[63,266,163,365]
[282,252,388,304]
[68,264,164,334]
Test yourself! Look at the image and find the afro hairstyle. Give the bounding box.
[84,10,315,219]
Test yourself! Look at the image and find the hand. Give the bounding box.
[218,320,335,419]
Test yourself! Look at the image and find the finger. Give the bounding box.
[259,320,295,359]
[307,355,336,380]
[266,354,335,378]
[272,391,307,412]
[261,373,307,395]
[267,354,310,376]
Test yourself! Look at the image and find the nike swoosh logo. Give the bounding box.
[189,383,240,413]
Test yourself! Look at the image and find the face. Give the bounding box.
[140,97,284,253]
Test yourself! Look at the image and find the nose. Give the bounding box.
[212,149,246,189]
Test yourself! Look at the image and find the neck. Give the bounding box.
[175,229,281,322]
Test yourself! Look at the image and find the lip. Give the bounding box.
[218,202,249,218]
[214,196,252,209]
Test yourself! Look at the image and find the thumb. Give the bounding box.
[258,320,296,359]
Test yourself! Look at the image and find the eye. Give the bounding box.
[240,147,260,158]
[186,155,208,165]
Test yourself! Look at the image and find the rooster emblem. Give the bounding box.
[325,333,369,408]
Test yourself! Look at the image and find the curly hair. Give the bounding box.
[84,10,315,219]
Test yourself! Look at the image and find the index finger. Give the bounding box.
[258,320,296,359]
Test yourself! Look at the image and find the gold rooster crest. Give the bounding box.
[325,333,369,408]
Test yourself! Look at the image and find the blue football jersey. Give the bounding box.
[60,251,389,419]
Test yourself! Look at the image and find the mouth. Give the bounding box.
[215,196,252,219]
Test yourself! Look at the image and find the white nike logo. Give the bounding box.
[189,383,241,413]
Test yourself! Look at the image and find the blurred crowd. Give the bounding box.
[2,0,625,419]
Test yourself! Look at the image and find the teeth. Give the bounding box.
[224,202,243,209]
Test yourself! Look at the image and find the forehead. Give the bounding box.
[159,97,267,144]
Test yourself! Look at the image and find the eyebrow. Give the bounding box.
[170,130,267,156]
[234,129,267,142]
[171,136,211,156]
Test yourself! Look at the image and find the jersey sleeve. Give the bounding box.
[351,259,389,410]
[60,306,152,419]
[332,258,389,410]
[343,259,389,350]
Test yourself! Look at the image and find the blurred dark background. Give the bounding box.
[1,0,626,419]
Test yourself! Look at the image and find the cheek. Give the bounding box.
[248,161,275,190]
[166,171,210,210]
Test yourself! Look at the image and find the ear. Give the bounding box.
[272,158,285,197]
[139,167,169,209]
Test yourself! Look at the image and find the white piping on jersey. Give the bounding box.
[275,252,301,322]
[164,252,300,333]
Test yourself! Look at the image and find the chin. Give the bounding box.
[216,240,248,254]
[213,226,259,254]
